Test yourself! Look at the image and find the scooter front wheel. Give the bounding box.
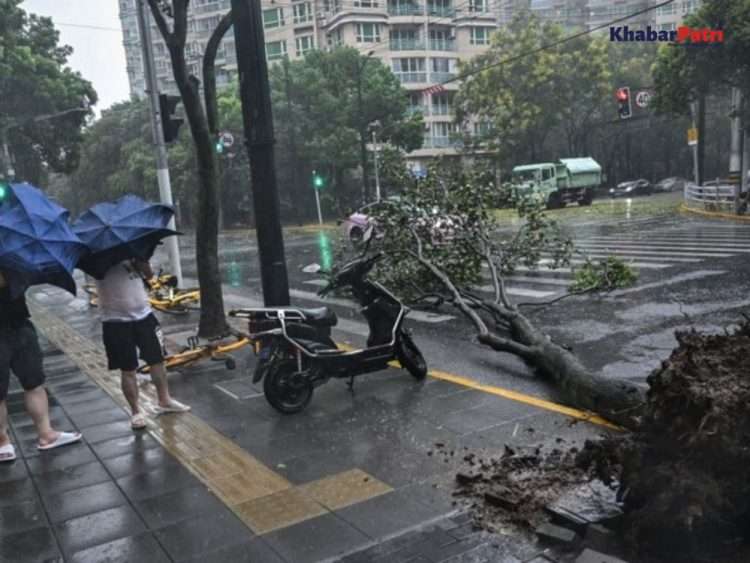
[263,360,314,414]
[397,331,428,380]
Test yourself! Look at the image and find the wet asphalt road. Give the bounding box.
[169,192,750,404]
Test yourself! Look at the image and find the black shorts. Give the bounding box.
[0,320,46,401]
[102,313,165,372]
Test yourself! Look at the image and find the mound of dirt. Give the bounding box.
[450,319,750,561]
[583,320,750,560]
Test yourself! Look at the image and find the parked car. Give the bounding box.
[609,179,653,198]
[341,198,460,246]
[655,177,688,192]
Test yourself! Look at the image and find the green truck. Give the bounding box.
[511,157,603,209]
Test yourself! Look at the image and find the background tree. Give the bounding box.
[0,0,96,184]
[146,0,227,337]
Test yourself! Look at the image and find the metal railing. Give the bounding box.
[429,38,456,50]
[429,71,455,82]
[684,181,741,213]
[430,104,451,115]
[390,38,425,50]
[387,3,423,15]
[427,6,455,16]
[395,72,428,83]
[406,105,429,116]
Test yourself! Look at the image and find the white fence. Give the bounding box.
[684,181,741,213]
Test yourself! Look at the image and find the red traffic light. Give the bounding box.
[616,88,629,102]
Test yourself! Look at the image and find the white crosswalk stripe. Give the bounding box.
[289,226,749,325]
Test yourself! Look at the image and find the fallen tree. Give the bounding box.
[367,163,646,429]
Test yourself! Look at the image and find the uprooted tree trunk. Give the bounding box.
[409,231,646,430]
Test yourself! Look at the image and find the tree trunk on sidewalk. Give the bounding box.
[147,0,227,337]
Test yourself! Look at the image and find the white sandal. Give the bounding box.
[37,431,82,451]
[155,399,191,415]
[0,443,16,462]
[131,413,147,430]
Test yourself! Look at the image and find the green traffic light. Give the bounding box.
[0,183,7,202]
[215,142,224,154]
[312,173,324,189]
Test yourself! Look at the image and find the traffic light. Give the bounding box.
[159,94,184,143]
[215,137,224,154]
[312,170,324,189]
[0,182,7,203]
[616,87,632,119]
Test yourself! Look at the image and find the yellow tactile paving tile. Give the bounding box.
[212,469,291,506]
[299,468,392,511]
[235,488,327,534]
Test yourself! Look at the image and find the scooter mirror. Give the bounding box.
[302,263,322,274]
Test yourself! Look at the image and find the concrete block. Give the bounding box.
[544,504,589,535]
[575,548,628,563]
[585,523,615,552]
[535,522,579,546]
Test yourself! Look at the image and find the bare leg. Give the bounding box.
[0,400,10,448]
[24,386,58,445]
[121,370,140,415]
[148,363,172,407]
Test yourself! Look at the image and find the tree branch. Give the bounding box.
[172,0,189,46]
[145,0,174,46]
[203,10,233,134]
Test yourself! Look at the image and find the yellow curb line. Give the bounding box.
[337,342,620,430]
[679,203,750,222]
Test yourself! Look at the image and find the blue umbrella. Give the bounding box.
[73,194,179,279]
[0,183,87,298]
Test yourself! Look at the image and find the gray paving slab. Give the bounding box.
[41,481,129,524]
[54,504,147,557]
[154,510,254,561]
[68,533,171,563]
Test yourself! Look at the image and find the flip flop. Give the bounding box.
[37,431,82,451]
[0,444,16,463]
[131,413,147,430]
[155,399,191,415]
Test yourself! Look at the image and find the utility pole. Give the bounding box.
[0,128,14,182]
[356,52,374,205]
[230,0,290,306]
[728,87,742,212]
[690,100,700,186]
[283,58,303,224]
[135,0,183,287]
[371,123,382,202]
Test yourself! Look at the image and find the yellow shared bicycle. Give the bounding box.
[137,329,252,373]
[84,272,201,315]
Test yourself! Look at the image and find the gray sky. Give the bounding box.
[22,0,130,112]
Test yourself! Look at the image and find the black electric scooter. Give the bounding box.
[228,252,427,414]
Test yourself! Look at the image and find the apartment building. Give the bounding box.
[119,0,702,166]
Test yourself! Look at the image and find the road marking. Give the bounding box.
[288,289,455,323]
[570,248,733,258]
[576,243,750,254]
[337,343,620,430]
[474,285,558,298]
[427,369,621,430]
[578,238,750,248]
[570,253,702,263]
[504,276,573,287]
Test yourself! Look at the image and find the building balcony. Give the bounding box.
[395,72,428,83]
[387,4,423,16]
[390,38,425,50]
[430,105,452,115]
[406,105,429,116]
[430,71,455,82]
[422,137,462,148]
[429,38,455,51]
[427,6,455,17]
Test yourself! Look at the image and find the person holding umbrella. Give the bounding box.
[0,184,85,462]
[74,196,190,430]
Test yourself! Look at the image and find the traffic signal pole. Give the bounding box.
[136,0,183,287]
[230,0,290,306]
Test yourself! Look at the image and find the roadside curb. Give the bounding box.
[679,203,750,223]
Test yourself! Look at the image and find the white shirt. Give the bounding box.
[96,261,152,322]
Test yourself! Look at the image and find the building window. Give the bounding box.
[473,121,492,137]
[659,22,676,31]
[296,35,314,55]
[263,8,285,29]
[470,27,492,45]
[327,29,343,48]
[656,3,676,14]
[392,57,426,81]
[682,0,700,13]
[293,3,313,24]
[266,40,287,60]
[354,0,379,6]
[469,0,487,12]
[356,23,381,43]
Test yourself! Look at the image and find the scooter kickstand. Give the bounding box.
[346,375,355,392]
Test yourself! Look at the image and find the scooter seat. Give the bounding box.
[285,307,337,327]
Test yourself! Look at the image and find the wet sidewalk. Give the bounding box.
[0,287,605,562]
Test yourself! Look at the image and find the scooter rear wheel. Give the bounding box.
[397,331,427,380]
[263,360,314,414]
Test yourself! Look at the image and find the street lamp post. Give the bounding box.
[370,120,382,202]
[357,51,375,205]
